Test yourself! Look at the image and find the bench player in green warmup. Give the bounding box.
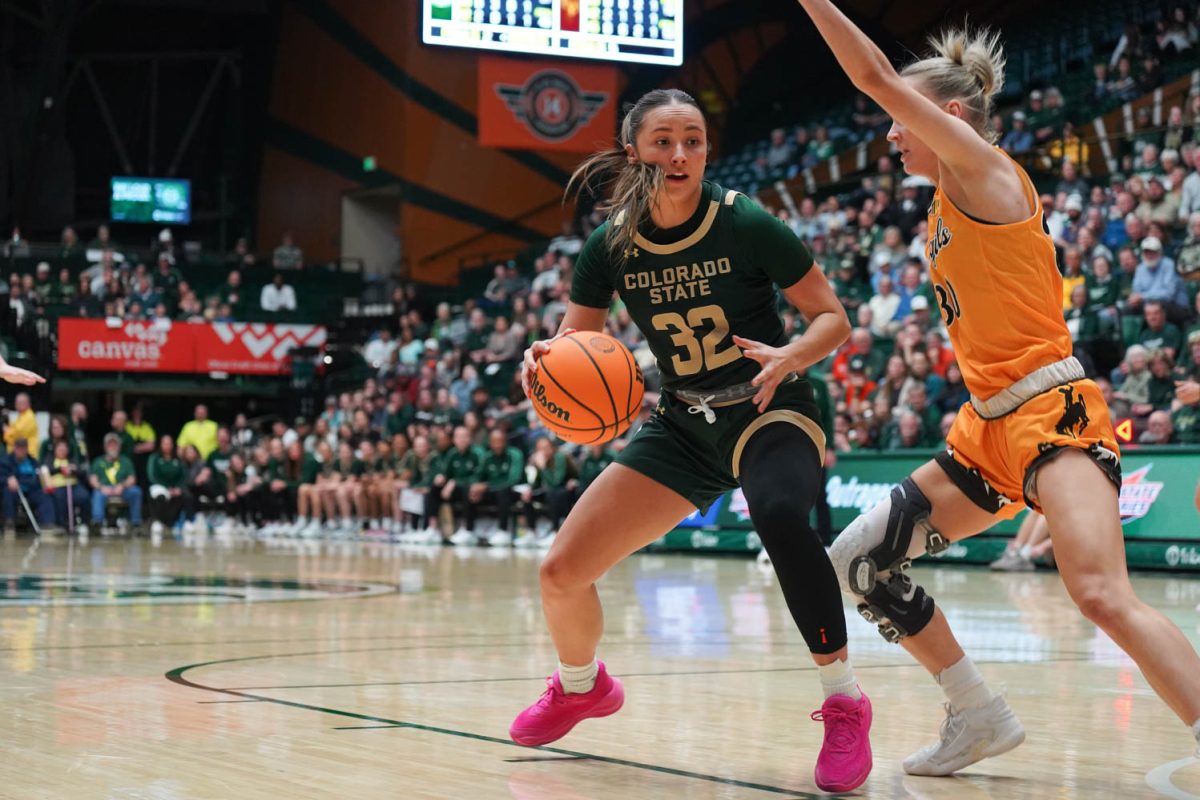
[509,89,872,793]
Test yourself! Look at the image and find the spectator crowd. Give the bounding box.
[1,9,1198,543]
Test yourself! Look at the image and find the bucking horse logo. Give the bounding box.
[1056,385,1090,438]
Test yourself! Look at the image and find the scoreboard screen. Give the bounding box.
[423,1,683,67]
[110,177,191,224]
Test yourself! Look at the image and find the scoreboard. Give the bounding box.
[423,1,683,66]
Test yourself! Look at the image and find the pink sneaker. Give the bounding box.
[509,661,625,746]
[811,690,873,793]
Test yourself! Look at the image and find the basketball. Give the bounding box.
[528,332,644,444]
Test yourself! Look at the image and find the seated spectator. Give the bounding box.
[1172,331,1200,442]
[1149,350,1178,411]
[1092,62,1110,102]
[867,276,901,338]
[1130,237,1188,318]
[3,392,38,457]
[485,316,522,363]
[363,329,397,370]
[1061,246,1086,309]
[807,125,835,162]
[841,355,877,418]
[1113,345,1153,420]
[483,264,510,308]
[1177,213,1200,279]
[425,425,485,543]
[1136,177,1179,227]
[516,437,576,540]
[1000,111,1033,154]
[89,433,142,530]
[147,435,190,534]
[272,231,303,269]
[938,362,970,414]
[1107,56,1138,103]
[1,438,53,532]
[469,429,523,541]
[228,237,257,269]
[249,445,288,528]
[1139,410,1176,444]
[1056,160,1089,199]
[766,128,793,171]
[831,258,871,312]
[882,410,927,450]
[40,438,89,531]
[260,272,297,313]
[1065,284,1104,349]
[178,404,218,459]
[1139,300,1184,361]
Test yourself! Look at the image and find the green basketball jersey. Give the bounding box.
[571,181,813,392]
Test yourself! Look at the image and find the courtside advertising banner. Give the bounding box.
[478,55,617,152]
[57,319,325,375]
[194,323,327,375]
[57,318,193,372]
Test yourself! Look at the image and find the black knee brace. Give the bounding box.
[847,477,947,596]
[856,570,936,643]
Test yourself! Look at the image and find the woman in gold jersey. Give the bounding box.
[795,0,1200,776]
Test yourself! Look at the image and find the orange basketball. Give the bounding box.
[528,332,645,444]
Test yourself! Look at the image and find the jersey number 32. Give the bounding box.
[651,304,741,376]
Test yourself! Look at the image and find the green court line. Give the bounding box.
[166,655,824,798]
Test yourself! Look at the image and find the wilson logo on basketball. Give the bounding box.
[589,336,616,353]
[529,372,571,422]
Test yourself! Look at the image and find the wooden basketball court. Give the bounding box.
[2,534,1198,799]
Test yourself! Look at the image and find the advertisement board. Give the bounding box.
[651,448,1200,571]
[57,319,325,376]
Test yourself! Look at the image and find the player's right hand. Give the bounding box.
[521,328,575,396]
[0,362,44,385]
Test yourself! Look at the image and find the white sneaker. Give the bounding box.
[903,695,1025,776]
[302,520,324,539]
[414,526,442,545]
[75,523,89,537]
[150,521,165,537]
[289,516,307,535]
[488,530,513,547]
[513,528,538,548]
[449,528,475,546]
[535,529,557,549]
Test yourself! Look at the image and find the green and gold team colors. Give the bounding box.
[437,446,486,484]
[570,181,826,511]
[572,181,815,393]
[481,446,524,490]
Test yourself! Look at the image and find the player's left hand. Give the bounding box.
[0,363,44,385]
[733,335,794,414]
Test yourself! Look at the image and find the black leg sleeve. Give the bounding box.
[738,424,848,655]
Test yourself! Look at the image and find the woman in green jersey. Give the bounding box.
[510,89,871,793]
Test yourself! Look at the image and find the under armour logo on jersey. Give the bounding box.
[624,246,640,259]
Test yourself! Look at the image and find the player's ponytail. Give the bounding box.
[900,25,1005,143]
[567,89,702,264]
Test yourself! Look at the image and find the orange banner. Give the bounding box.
[478,56,617,153]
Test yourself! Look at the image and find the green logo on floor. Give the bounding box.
[0,574,397,606]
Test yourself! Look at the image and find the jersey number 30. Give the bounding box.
[651,305,741,376]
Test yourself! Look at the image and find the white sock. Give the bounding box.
[817,658,862,700]
[936,655,994,712]
[558,659,598,694]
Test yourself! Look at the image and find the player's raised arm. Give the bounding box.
[794,0,1005,180]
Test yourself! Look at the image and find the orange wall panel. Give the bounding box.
[257,147,358,263]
